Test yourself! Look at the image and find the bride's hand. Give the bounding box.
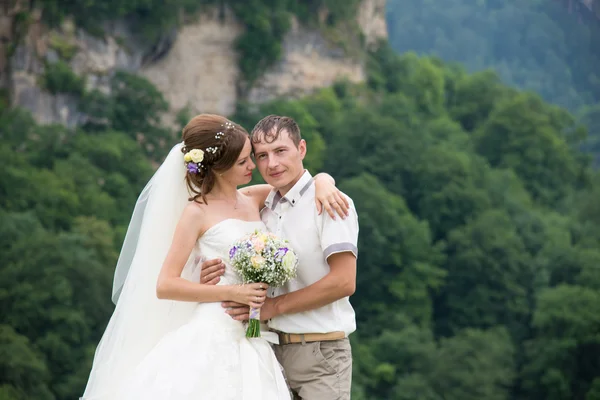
[314,173,349,220]
[231,283,268,309]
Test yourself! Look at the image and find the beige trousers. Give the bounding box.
[273,338,352,400]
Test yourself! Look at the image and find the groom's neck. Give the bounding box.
[275,169,307,197]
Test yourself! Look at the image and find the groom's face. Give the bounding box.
[252,129,306,192]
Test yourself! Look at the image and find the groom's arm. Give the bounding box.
[264,197,358,317]
[240,172,349,219]
[224,253,356,321]
[199,258,225,285]
[263,252,356,319]
[226,202,359,321]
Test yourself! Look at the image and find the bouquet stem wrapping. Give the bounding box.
[246,307,261,338]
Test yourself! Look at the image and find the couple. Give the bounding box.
[81,114,359,400]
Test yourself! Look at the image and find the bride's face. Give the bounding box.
[218,138,255,186]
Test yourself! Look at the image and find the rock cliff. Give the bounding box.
[1,0,387,126]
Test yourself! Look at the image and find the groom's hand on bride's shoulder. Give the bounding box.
[199,258,225,285]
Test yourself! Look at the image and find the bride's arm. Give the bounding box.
[239,172,349,218]
[156,204,266,308]
[238,183,270,208]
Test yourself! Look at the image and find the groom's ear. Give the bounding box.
[298,139,307,160]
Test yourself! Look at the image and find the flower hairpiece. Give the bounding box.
[184,148,204,174]
[183,124,231,175]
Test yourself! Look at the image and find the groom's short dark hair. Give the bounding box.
[251,115,302,147]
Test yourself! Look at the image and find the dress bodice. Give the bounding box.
[197,219,266,286]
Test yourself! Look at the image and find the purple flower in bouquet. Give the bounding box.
[274,248,289,261]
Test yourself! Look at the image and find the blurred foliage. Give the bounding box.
[39,61,84,96]
[79,71,172,158]
[386,0,600,166]
[1,3,600,399]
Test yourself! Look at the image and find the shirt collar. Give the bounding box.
[264,170,313,210]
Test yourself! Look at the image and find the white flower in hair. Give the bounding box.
[188,149,204,163]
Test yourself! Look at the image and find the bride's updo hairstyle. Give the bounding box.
[181,114,248,203]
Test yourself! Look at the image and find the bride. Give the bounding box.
[80,114,346,399]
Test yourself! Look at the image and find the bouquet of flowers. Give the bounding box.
[229,229,298,338]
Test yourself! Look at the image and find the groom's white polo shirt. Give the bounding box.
[261,171,359,337]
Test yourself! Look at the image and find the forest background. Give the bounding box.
[1,1,600,399]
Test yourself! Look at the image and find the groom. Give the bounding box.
[200,115,359,400]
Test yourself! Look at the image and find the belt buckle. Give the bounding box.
[279,332,290,345]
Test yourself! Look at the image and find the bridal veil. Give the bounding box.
[81,143,199,399]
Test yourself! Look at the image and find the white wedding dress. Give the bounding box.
[113,219,290,400]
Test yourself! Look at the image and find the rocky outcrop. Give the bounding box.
[139,9,243,122]
[246,0,388,105]
[358,0,388,47]
[246,17,365,105]
[9,15,139,126]
[4,0,388,126]
[8,7,86,126]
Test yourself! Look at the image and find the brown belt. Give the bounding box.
[275,330,346,345]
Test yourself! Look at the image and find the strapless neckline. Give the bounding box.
[203,218,264,236]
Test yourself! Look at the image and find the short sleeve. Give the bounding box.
[318,195,359,260]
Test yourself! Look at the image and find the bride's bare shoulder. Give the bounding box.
[183,200,208,220]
